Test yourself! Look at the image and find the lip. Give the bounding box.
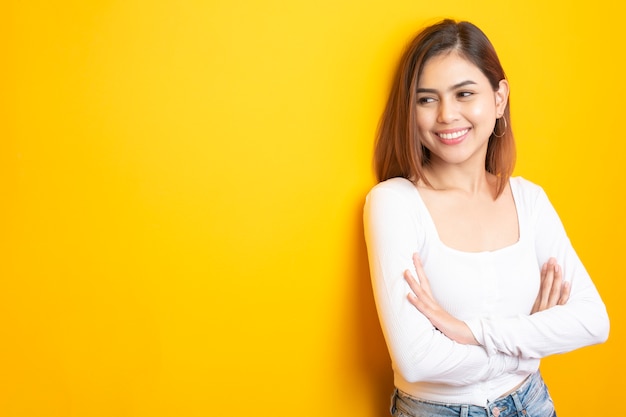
[435,128,470,145]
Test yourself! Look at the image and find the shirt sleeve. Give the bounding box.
[363,181,535,386]
[465,183,610,358]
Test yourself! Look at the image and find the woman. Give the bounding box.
[363,19,609,417]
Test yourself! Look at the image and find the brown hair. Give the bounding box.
[374,19,515,196]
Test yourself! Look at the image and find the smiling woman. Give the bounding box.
[414,52,509,180]
[363,19,609,417]
[2,0,622,415]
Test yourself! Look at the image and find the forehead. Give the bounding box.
[418,51,489,88]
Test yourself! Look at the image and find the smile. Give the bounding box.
[437,129,469,140]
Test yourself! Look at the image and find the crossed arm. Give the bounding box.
[365,179,608,382]
[403,253,571,346]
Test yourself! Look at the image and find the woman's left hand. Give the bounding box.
[404,253,479,345]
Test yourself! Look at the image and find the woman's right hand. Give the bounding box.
[531,257,570,314]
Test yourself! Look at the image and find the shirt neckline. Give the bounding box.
[409,177,523,255]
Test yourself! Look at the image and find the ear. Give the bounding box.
[495,79,509,117]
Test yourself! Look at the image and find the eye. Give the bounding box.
[457,91,474,99]
[417,96,436,105]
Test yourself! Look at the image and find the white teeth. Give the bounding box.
[438,129,468,140]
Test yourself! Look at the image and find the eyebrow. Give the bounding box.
[416,80,477,94]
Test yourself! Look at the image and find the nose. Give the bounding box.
[437,98,458,124]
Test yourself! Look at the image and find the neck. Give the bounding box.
[422,163,496,198]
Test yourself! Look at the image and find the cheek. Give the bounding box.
[415,111,434,131]
[468,101,496,120]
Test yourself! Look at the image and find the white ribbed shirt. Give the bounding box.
[363,176,609,407]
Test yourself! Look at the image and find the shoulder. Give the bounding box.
[510,176,543,193]
[510,176,549,202]
[364,177,425,243]
[509,176,554,215]
[364,177,418,218]
[366,177,416,201]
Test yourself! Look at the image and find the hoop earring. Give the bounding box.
[493,116,507,138]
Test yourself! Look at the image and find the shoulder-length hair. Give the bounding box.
[374,19,515,196]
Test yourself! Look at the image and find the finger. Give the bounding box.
[412,253,432,295]
[558,281,571,305]
[403,269,420,294]
[531,298,539,315]
[538,260,554,311]
[531,263,546,313]
[531,262,548,313]
[403,266,438,316]
[403,270,430,314]
[404,269,429,303]
[407,292,425,311]
[547,263,563,307]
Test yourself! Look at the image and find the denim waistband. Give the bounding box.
[391,372,556,417]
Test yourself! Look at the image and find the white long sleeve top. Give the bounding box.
[363,176,609,406]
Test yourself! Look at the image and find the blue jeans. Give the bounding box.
[391,372,556,417]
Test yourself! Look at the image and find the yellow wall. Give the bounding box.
[2,1,623,415]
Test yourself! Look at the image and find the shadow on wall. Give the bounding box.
[352,198,394,415]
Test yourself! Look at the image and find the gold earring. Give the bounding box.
[493,116,507,138]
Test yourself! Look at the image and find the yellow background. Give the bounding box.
[1,1,623,416]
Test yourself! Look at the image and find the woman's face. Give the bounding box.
[415,51,508,168]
